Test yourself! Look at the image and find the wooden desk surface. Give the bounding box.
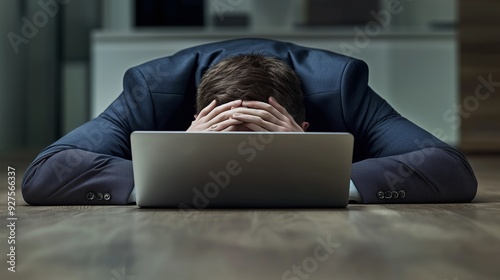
[1,155,499,280]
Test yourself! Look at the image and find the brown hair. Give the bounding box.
[196,54,305,123]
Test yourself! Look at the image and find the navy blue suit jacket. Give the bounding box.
[22,38,477,205]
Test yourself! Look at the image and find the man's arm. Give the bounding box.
[21,68,156,205]
[341,59,477,203]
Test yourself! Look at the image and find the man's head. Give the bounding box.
[196,54,306,124]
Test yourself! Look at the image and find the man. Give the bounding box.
[21,38,477,205]
[188,54,309,133]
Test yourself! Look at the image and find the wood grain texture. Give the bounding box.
[0,155,499,279]
[460,0,500,152]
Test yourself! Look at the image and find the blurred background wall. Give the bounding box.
[1,0,26,154]
[1,0,498,156]
[1,0,101,156]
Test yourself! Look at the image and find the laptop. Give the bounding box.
[131,132,353,208]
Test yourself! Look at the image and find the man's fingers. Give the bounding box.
[243,122,268,132]
[241,99,288,122]
[230,108,282,127]
[196,100,217,119]
[210,118,243,131]
[189,98,303,132]
[188,100,245,131]
[268,97,294,120]
[232,113,278,131]
[205,100,242,121]
[196,99,242,121]
[221,125,238,131]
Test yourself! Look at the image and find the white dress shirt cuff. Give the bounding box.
[127,187,136,204]
[349,179,363,203]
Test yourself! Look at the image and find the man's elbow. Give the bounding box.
[21,151,69,205]
[443,150,478,203]
[457,168,478,203]
[21,162,49,205]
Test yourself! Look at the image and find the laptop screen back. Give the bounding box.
[131,132,353,208]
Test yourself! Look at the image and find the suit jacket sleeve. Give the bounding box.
[342,59,477,203]
[21,68,156,205]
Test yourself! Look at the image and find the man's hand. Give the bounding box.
[231,97,306,132]
[187,100,244,131]
[187,97,307,132]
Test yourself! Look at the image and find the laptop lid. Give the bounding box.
[131,132,353,208]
